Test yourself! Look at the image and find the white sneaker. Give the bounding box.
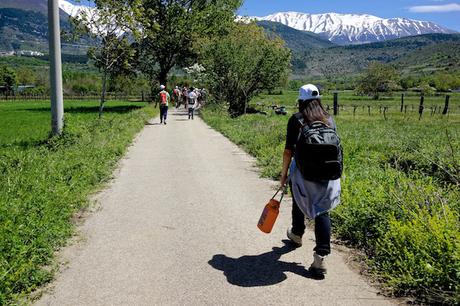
[287,228,302,247]
[309,252,327,275]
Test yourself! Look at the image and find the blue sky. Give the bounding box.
[239,0,460,31]
[70,1,460,31]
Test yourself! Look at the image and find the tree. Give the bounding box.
[133,0,241,94]
[0,65,18,97]
[356,62,400,99]
[201,22,291,116]
[70,0,140,117]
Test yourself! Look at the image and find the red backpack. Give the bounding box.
[160,92,168,105]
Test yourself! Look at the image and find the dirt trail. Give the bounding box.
[36,108,392,305]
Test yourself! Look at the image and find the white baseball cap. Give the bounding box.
[160,85,165,90]
[299,84,321,101]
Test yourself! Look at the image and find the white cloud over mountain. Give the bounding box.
[408,3,460,13]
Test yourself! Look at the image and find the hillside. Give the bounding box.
[0,8,51,51]
[0,0,87,54]
[0,0,48,15]
[257,20,334,50]
[294,33,460,77]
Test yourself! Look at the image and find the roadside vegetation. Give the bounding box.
[201,91,460,304]
[0,100,157,304]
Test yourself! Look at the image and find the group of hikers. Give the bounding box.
[157,85,207,124]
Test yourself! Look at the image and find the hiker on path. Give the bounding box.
[280,84,342,277]
[173,86,182,108]
[182,87,189,110]
[187,87,198,120]
[159,85,170,124]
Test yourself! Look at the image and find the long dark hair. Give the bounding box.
[298,99,330,125]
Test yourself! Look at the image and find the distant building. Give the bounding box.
[15,50,45,56]
[0,51,15,57]
[17,85,36,93]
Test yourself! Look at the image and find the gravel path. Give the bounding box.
[36,108,393,306]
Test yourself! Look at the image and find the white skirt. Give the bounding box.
[289,159,341,219]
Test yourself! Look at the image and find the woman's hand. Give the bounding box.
[280,172,288,188]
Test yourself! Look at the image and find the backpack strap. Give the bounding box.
[295,113,309,142]
[295,112,304,126]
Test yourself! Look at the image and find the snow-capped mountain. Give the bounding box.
[252,12,455,45]
[59,0,92,17]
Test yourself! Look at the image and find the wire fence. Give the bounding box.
[0,93,150,102]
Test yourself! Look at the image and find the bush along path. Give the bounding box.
[0,101,157,304]
[200,104,460,305]
[35,108,392,305]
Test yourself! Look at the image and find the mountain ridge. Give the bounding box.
[257,20,334,50]
[293,33,460,77]
[250,11,456,45]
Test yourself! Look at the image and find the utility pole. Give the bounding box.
[48,0,64,135]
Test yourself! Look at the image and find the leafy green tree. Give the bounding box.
[16,67,37,85]
[0,65,18,96]
[70,0,140,117]
[356,62,400,99]
[202,22,291,116]
[419,81,436,96]
[428,72,460,92]
[133,0,241,93]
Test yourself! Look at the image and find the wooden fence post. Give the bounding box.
[333,92,338,116]
[400,93,404,112]
[442,95,450,115]
[419,95,424,120]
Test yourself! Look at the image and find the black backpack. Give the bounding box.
[295,114,343,181]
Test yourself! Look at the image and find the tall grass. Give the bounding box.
[0,100,157,304]
[201,92,460,304]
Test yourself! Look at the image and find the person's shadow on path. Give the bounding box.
[208,240,322,287]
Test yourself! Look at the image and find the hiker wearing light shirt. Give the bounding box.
[187,87,198,120]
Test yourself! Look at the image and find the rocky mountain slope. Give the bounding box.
[253,12,456,45]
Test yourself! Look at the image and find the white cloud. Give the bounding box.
[409,3,460,13]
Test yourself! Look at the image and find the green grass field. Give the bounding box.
[201,91,460,304]
[0,100,157,304]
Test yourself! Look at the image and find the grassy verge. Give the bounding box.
[201,92,460,304]
[0,100,157,304]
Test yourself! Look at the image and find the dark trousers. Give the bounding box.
[160,105,168,122]
[188,107,194,119]
[291,189,331,256]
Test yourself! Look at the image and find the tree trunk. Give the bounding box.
[228,97,246,117]
[150,85,158,108]
[158,69,168,88]
[99,71,108,119]
[243,91,248,115]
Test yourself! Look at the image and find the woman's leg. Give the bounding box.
[313,212,331,256]
[290,185,306,237]
[160,106,165,122]
[164,106,168,121]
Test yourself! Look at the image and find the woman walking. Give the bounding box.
[280,84,342,277]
